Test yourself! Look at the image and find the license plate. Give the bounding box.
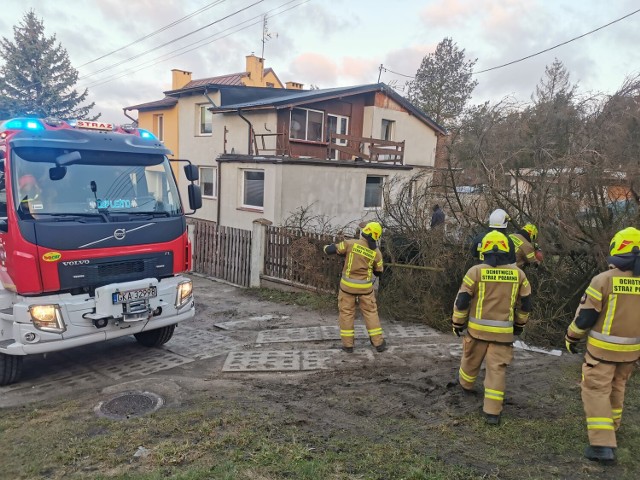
[112,286,157,304]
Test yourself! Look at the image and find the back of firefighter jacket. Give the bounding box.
[453,263,531,343]
[335,237,383,295]
[568,268,640,362]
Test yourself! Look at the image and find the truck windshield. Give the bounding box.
[11,148,182,220]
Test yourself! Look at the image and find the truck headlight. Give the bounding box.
[29,305,66,333]
[175,280,193,309]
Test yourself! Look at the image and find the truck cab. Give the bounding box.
[0,117,202,385]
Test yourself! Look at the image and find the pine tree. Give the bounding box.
[0,10,100,120]
[406,38,478,129]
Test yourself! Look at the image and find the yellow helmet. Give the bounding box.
[362,222,382,241]
[522,223,538,242]
[479,230,511,255]
[609,227,640,256]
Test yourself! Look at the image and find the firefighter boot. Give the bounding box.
[375,339,387,353]
[584,446,615,464]
[485,413,501,425]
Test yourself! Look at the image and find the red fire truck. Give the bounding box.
[0,117,202,385]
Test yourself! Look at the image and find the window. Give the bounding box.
[381,119,395,140]
[290,108,324,142]
[266,82,275,88]
[198,105,212,135]
[199,166,216,198]
[243,170,264,208]
[327,114,349,160]
[364,175,384,208]
[154,114,164,141]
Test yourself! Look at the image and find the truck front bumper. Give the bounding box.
[0,276,195,356]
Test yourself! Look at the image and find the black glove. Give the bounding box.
[565,334,579,354]
[513,325,524,336]
[452,325,466,337]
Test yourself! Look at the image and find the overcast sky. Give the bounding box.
[2,0,640,122]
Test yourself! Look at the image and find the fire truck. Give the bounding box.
[0,117,202,385]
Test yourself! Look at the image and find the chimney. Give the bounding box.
[286,81,304,90]
[171,69,192,90]
[245,54,264,81]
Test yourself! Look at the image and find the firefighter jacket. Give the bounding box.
[567,268,640,363]
[452,263,532,343]
[325,237,383,295]
[509,233,540,269]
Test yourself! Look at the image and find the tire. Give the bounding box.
[134,324,176,347]
[0,353,23,386]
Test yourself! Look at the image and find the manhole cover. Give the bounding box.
[95,391,163,420]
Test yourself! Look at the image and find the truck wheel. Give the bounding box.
[0,353,23,386]
[134,324,176,347]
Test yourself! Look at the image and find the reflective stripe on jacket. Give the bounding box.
[335,237,383,295]
[569,268,640,362]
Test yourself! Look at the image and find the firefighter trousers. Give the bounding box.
[581,352,635,448]
[458,335,513,415]
[338,289,384,348]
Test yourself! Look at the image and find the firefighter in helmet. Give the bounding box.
[452,230,532,424]
[323,221,387,353]
[509,223,543,269]
[471,208,517,264]
[565,226,640,464]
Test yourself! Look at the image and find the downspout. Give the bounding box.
[237,110,254,155]
[122,108,138,126]
[216,156,222,225]
[203,88,222,224]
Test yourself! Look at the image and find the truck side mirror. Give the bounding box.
[184,164,199,182]
[188,184,202,211]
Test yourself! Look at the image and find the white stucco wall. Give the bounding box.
[218,160,425,231]
[362,106,437,167]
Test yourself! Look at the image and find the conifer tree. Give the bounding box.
[407,37,477,129]
[0,10,100,120]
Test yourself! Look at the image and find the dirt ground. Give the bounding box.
[1,274,635,479]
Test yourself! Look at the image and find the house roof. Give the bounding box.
[209,83,447,135]
[125,96,178,111]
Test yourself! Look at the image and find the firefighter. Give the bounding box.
[509,223,543,269]
[452,230,532,424]
[564,226,640,464]
[470,208,517,264]
[323,221,387,353]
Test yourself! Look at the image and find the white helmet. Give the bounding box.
[488,208,510,229]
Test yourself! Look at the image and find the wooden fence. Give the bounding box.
[190,219,252,287]
[264,226,343,292]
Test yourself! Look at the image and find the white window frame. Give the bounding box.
[381,118,395,141]
[364,175,384,209]
[198,105,213,136]
[289,108,324,142]
[198,166,216,198]
[241,169,265,210]
[154,114,164,141]
[327,114,349,160]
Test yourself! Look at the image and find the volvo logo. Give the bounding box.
[62,260,90,266]
[114,229,126,240]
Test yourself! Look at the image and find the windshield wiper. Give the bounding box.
[33,213,109,223]
[118,211,172,218]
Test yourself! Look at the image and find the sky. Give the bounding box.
[2,0,640,122]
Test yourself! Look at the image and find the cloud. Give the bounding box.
[286,53,339,88]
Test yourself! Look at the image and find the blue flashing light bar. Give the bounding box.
[138,128,156,140]
[2,118,45,131]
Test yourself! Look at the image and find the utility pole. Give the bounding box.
[377,64,383,82]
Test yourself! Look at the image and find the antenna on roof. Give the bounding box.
[261,14,278,61]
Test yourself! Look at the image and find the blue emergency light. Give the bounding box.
[1,118,45,131]
[138,129,156,140]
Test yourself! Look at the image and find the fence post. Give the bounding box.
[250,218,272,288]
[187,222,195,272]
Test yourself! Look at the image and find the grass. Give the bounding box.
[2,367,640,479]
[246,287,337,312]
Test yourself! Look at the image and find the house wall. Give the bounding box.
[363,103,437,167]
[218,160,418,230]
